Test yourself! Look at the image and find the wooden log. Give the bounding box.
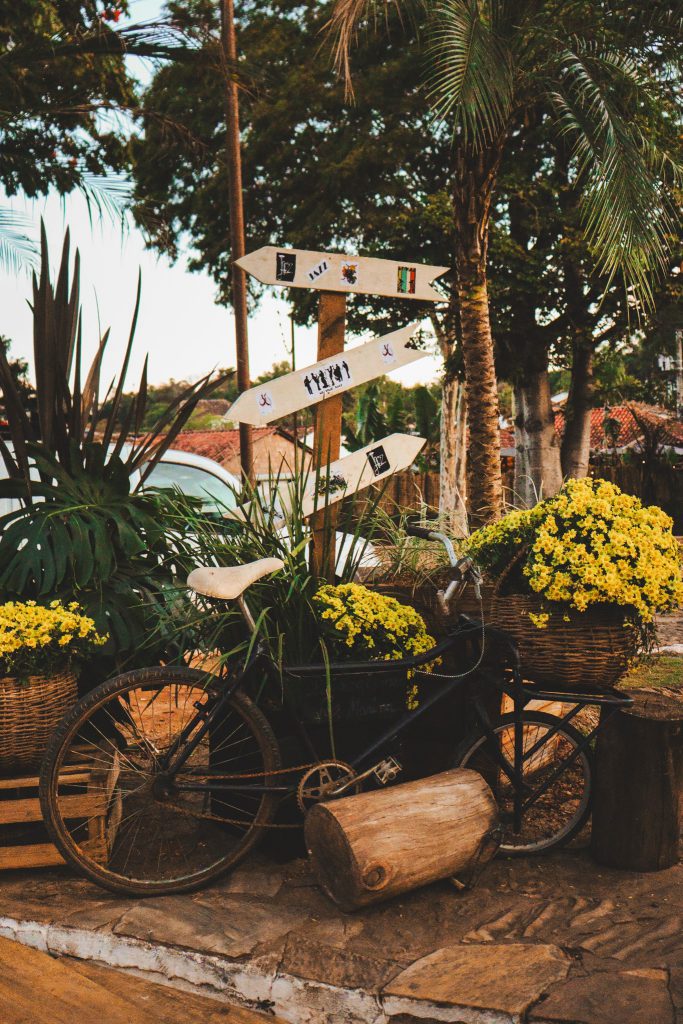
[304,768,499,911]
[591,689,683,871]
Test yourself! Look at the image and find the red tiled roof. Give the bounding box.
[171,428,278,462]
[554,403,683,451]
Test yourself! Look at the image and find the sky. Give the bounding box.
[0,0,442,395]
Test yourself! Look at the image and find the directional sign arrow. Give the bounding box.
[236,246,448,302]
[225,433,426,525]
[283,433,426,519]
[227,323,426,425]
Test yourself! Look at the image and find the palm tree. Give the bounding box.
[330,0,682,524]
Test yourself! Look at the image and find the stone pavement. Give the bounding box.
[0,844,680,1024]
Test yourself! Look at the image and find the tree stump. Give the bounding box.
[304,768,499,911]
[591,689,683,871]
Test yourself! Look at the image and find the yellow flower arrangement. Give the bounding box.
[313,584,439,707]
[0,600,107,679]
[467,478,683,629]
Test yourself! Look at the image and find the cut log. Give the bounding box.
[304,768,499,911]
[591,689,683,871]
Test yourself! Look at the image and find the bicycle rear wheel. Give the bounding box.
[40,666,281,896]
[458,711,592,855]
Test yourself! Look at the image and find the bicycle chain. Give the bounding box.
[165,760,327,830]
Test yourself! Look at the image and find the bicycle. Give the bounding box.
[40,525,632,896]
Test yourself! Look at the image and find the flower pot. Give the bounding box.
[0,671,78,773]
[282,666,411,726]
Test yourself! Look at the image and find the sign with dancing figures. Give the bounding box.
[236,246,448,303]
[228,323,425,425]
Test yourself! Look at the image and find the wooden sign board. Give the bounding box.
[227,323,425,425]
[226,433,426,525]
[236,246,448,302]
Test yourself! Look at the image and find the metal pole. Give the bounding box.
[220,0,253,484]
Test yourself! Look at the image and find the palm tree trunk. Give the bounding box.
[431,308,468,533]
[453,144,504,527]
[561,340,594,478]
[438,376,468,534]
[514,366,563,506]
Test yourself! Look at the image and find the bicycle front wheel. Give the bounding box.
[458,711,593,855]
[40,666,281,896]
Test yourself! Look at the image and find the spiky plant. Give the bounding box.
[0,225,227,676]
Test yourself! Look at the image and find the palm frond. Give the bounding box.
[0,207,38,274]
[425,0,514,146]
[326,0,421,95]
[0,20,195,69]
[549,41,682,309]
[77,173,132,229]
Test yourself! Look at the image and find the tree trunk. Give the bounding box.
[514,366,563,507]
[305,769,499,911]
[454,382,468,531]
[439,376,468,535]
[591,690,683,871]
[453,144,504,527]
[561,340,594,479]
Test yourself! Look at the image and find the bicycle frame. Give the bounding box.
[162,614,633,826]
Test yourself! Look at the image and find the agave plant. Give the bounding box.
[0,224,228,677]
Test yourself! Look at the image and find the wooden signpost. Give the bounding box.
[227,323,424,425]
[236,246,448,302]
[235,244,448,577]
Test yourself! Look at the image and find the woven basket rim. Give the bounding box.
[0,668,77,684]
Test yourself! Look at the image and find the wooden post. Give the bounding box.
[305,768,500,911]
[591,690,683,871]
[311,291,346,579]
[220,0,253,484]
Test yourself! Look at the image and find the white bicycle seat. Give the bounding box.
[187,558,285,600]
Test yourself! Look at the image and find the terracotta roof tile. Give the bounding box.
[555,403,683,451]
[171,428,277,462]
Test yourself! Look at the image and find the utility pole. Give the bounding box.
[220,0,253,483]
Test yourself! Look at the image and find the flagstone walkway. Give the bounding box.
[0,843,680,1024]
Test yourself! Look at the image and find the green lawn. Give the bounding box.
[620,655,683,691]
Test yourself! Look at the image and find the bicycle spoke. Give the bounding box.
[45,671,280,893]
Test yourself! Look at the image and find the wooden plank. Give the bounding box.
[0,843,65,870]
[227,322,424,425]
[0,792,106,826]
[236,245,448,302]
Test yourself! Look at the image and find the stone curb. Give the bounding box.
[0,915,548,1024]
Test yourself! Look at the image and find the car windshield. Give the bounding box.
[143,461,237,512]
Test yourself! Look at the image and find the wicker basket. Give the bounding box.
[489,550,639,691]
[0,671,77,773]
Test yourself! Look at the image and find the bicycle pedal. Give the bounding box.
[373,757,402,785]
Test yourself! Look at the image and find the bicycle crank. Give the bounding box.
[296,761,359,813]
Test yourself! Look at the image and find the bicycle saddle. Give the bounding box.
[187,558,285,600]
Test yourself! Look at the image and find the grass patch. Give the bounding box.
[620,655,683,691]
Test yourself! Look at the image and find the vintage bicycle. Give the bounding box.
[39,525,632,896]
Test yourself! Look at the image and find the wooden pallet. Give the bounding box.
[0,747,121,871]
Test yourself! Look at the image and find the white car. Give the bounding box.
[0,447,377,575]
